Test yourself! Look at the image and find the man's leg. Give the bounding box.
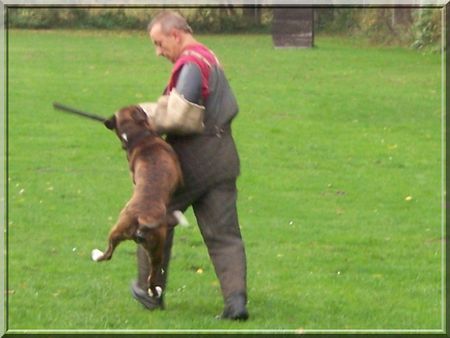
[131,189,197,310]
[192,179,248,320]
[131,228,175,310]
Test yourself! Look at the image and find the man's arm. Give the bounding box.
[175,63,202,105]
[141,63,205,135]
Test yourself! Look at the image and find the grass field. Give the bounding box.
[6,29,444,333]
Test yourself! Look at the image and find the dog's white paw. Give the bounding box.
[173,210,190,227]
[148,286,163,298]
[91,249,104,262]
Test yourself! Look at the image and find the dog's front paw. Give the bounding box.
[148,286,163,298]
[91,249,104,262]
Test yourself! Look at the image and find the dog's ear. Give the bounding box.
[104,115,116,130]
[132,106,148,125]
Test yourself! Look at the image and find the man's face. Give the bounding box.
[149,23,180,63]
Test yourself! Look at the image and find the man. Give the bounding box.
[130,10,249,321]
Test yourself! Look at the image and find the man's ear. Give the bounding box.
[104,115,116,130]
[171,28,182,42]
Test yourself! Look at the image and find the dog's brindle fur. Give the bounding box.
[95,105,182,298]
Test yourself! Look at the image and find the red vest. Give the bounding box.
[166,44,220,101]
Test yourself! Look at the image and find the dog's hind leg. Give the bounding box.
[142,225,167,298]
[93,234,125,262]
[92,209,137,262]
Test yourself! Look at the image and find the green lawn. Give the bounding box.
[6,29,444,333]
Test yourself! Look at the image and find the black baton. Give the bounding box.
[53,102,107,123]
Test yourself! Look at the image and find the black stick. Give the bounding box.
[53,102,107,123]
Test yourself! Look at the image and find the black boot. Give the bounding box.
[130,245,164,310]
[130,280,164,310]
[220,292,249,321]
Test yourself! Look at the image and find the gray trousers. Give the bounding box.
[136,178,247,302]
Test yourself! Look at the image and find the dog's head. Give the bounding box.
[104,105,156,149]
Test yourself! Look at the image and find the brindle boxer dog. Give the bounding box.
[91,105,183,299]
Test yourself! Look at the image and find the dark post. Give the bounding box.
[272,7,314,48]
